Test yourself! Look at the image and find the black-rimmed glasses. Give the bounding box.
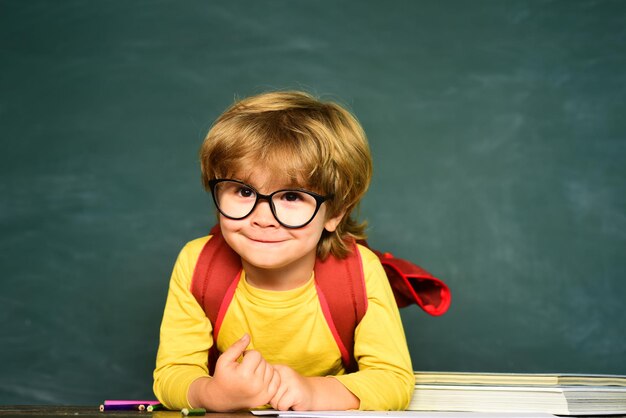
[208,179,331,229]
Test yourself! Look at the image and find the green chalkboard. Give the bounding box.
[1,0,624,405]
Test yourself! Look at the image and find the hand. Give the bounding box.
[208,334,281,410]
[269,365,360,411]
[270,365,314,411]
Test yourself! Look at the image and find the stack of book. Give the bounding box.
[409,371,626,415]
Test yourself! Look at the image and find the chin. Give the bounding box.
[241,250,294,269]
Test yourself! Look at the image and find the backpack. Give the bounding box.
[191,225,451,373]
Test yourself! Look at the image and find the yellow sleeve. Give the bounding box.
[153,236,213,410]
[333,245,416,410]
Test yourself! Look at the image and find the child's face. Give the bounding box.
[218,168,342,288]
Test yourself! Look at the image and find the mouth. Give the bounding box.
[246,236,287,244]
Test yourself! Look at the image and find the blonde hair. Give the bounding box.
[199,91,373,259]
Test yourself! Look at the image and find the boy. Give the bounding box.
[153,91,415,411]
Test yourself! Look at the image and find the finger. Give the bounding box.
[276,391,294,411]
[240,349,263,373]
[262,362,274,386]
[270,385,286,411]
[269,374,287,410]
[266,367,281,398]
[218,334,251,364]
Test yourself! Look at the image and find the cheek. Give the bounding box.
[293,218,327,244]
[218,218,247,250]
[219,216,240,232]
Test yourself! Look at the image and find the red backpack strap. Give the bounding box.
[190,225,242,375]
[314,239,367,373]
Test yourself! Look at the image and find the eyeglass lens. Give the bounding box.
[213,180,320,227]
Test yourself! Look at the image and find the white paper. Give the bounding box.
[250,410,556,418]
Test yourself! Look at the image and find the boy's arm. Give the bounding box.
[332,246,416,410]
[153,238,214,410]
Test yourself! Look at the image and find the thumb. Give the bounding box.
[217,334,251,364]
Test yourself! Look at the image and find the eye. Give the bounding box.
[282,191,304,202]
[236,186,255,198]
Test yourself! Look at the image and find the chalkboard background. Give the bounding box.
[1,0,625,405]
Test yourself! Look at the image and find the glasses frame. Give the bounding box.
[208,179,332,229]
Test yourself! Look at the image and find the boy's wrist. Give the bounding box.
[189,376,233,412]
[187,376,212,410]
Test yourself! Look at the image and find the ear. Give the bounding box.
[324,211,344,233]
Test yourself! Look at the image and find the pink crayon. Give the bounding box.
[99,400,161,412]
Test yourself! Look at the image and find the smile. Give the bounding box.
[246,237,287,244]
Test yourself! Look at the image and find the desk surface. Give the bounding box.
[0,406,248,418]
[1,406,624,418]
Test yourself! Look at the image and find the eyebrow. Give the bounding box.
[231,175,309,192]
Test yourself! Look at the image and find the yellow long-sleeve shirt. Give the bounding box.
[153,236,415,410]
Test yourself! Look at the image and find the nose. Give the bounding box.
[250,197,278,227]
